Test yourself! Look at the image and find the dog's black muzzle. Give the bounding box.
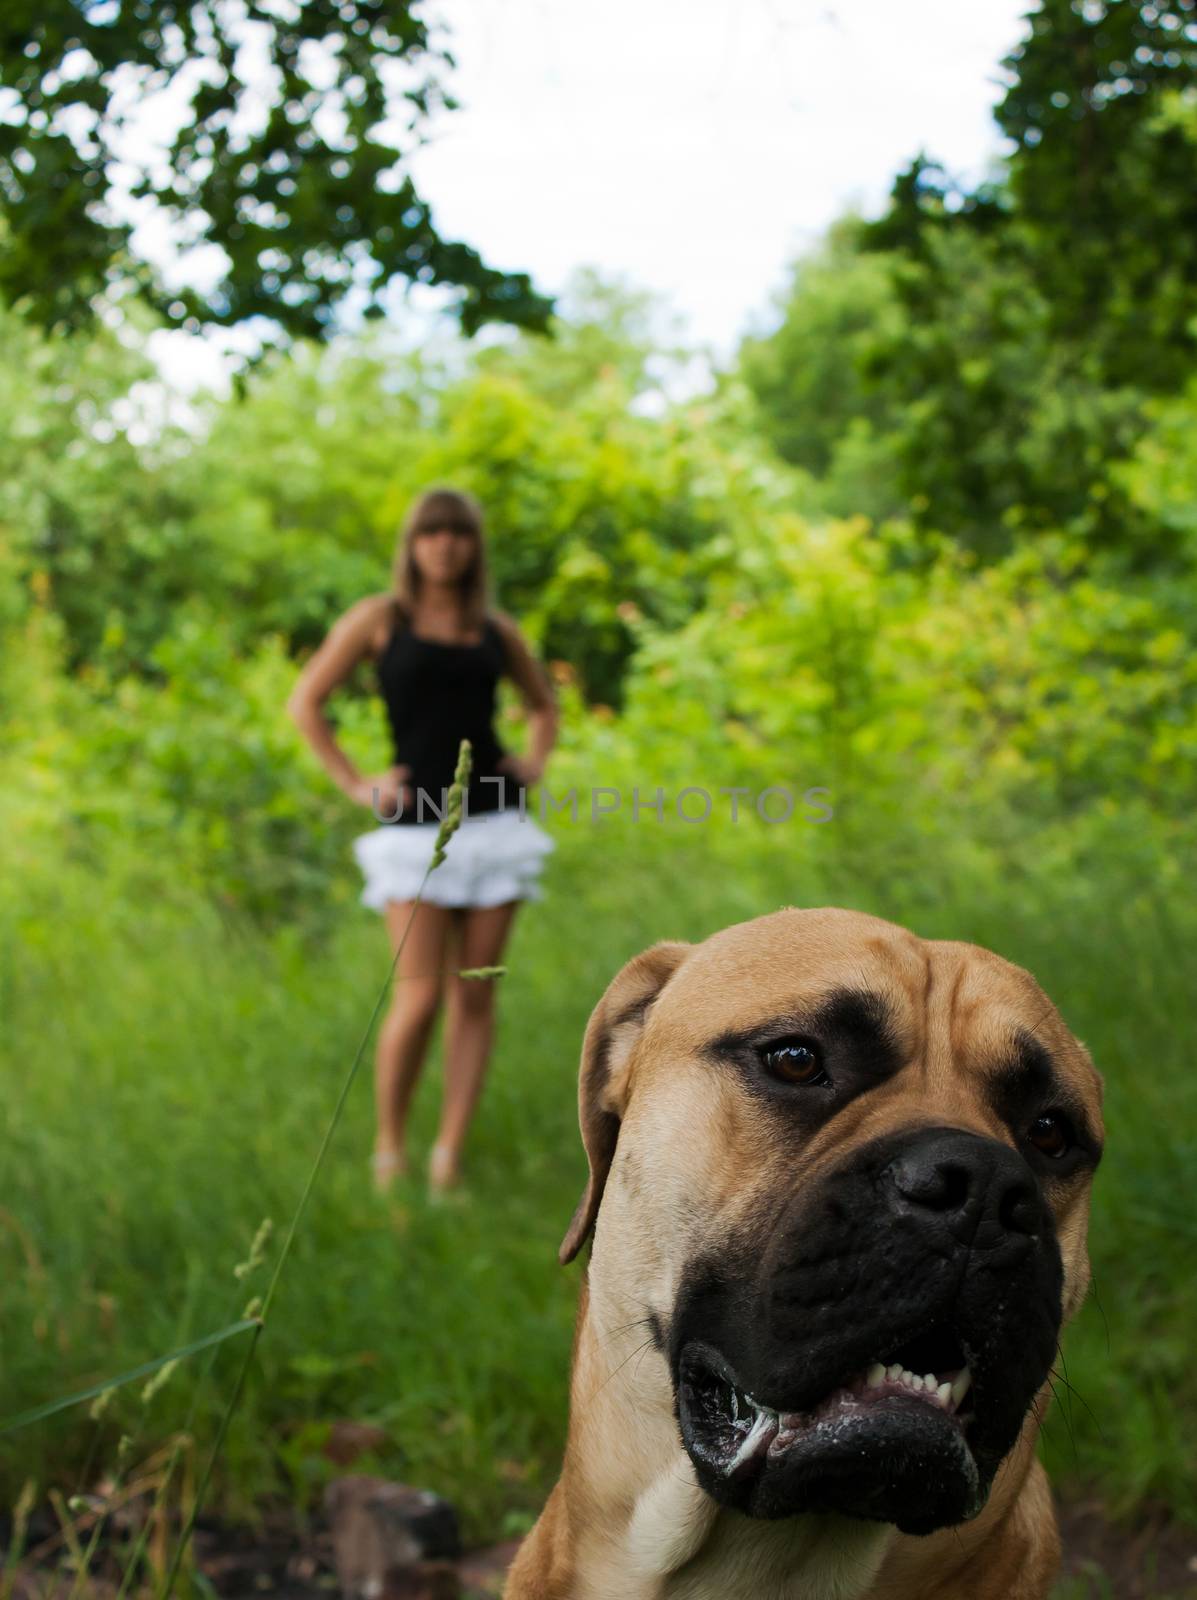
[670,1125,1064,1534]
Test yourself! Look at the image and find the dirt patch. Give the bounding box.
[1058,1499,1197,1598]
[8,1496,1196,1598]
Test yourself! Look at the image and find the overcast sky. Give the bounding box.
[151,0,1032,394]
[410,0,1028,349]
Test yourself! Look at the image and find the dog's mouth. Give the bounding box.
[676,1322,982,1529]
[681,1332,974,1476]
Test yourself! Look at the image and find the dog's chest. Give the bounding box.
[659,1512,890,1600]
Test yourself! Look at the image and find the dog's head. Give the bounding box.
[560,907,1103,1536]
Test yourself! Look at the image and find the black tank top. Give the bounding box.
[374,605,523,826]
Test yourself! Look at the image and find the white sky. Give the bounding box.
[149,0,1031,396]
[411,0,1026,350]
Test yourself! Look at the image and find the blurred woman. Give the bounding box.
[287,487,558,1195]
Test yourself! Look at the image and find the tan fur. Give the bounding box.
[506,908,1103,1600]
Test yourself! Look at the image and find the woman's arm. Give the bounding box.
[286,595,404,808]
[493,613,559,785]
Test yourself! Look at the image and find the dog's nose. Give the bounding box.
[884,1128,1041,1247]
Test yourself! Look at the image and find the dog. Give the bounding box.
[505,907,1103,1600]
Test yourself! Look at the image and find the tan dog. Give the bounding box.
[506,907,1103,1600]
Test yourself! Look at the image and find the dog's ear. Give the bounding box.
[558,939,693,1266]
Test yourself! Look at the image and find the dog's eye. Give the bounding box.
[1027,1111,1073,1159]
[760,1038,828,1087]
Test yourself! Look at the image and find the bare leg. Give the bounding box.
[430,899,521,1189]
[373,899,454,1190]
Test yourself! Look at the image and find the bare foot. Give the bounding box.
[372,1146,407,1194]
[427,1142,461,1194]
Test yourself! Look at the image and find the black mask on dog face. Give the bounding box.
[669,1124,1066,1535]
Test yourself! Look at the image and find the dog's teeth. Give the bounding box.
[730,1388,741,1422]
[726,1405,777,1474]
[864,1362,961,1405]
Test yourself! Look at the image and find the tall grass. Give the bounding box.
[0,803,1194,1549]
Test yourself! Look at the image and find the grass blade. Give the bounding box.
[0,1323,259,1436]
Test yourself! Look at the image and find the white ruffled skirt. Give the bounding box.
[352,806,556,912]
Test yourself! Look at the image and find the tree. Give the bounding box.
[740,222,1148,556]
[867,0,1197,393]
[732,216,902,483]
[0,1,553,342]
[472,268,684,413]
[742,0,1197,557]
[997,0,1197,384]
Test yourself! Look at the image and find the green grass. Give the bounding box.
[1054,1577,1195,1600]
[0,809,1194,1549]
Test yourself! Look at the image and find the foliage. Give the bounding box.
[0,300,184,667]
[736,219,907,513]
[870,0,1197,391]
[471,268,689,412]
[0,0,552,342]
[744,0,1197,558]
[1,285,806,710]
[601,518,1197,822]
[744,218,1162,558]
[1,798,1194,1540]
[1,0,1196,1554]
[994,0,1197,388]
[1116,371,1197,567]
[2,253,1195,917]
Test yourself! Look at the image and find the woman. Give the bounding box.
[287,486,559,1195]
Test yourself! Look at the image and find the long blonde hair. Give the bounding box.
[392,486,492,632]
